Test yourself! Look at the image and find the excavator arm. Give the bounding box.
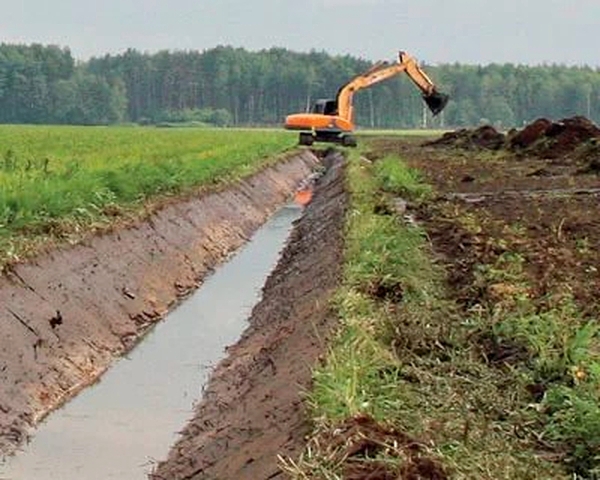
[336,51,448,125]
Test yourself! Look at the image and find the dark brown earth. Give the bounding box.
[150,152,347,480]
[425,124,506,150]
[425,116,600,167]
[508,116,600,159]
[0,150,319,455]
[368,120,600,318]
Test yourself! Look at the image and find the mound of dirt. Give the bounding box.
[426,116,600,171]
[507,118,553,149]
[425,125,505,151]
[508,116,600,159]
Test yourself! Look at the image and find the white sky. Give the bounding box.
[1,0,600,66]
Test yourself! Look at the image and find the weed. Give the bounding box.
[373,155,432,201]
[542,386,600,477]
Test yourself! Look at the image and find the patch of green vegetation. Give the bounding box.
[451,211,600,476]
[373,155,433,201]
[0,126,295,266]
[482,292,600,478]
[283,150,593,479]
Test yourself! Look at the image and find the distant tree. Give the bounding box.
[486,95,516,129]
[51,73,127,125]
[1,43,600,128]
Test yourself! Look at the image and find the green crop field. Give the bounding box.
[0,125,296,265]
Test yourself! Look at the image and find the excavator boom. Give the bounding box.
[284,50,448,146]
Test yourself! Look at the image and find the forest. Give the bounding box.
[1,43,599,129]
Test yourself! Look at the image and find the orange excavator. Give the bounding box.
[284,51,449,147]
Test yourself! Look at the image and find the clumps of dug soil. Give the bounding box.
[425,125,505,151]
[425,116,600,167]
[507,116,600,159]
[305,415,448,480]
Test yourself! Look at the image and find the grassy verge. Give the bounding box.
[0,126,295,266]
[283,150,599,479]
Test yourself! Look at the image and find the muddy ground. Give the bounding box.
[0,150,318,456]
[151,151,347,479]
[369,118,600,318]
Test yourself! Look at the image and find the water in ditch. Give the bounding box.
[0,204,302,480]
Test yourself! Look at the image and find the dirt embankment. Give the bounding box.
[426,116,600,168]
[150,152,347,480]
[0,150,319,455]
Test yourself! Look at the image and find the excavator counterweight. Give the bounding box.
[284,51,448,147]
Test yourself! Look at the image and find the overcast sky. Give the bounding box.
[2,0,600,66]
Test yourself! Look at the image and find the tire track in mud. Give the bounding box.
[151,152,347,480]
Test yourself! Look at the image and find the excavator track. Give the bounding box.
[298,131,357,148]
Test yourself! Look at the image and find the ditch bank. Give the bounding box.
[0,149,319,456]
[150,152,347,480]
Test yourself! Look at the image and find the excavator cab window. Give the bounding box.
[312,99,338,115]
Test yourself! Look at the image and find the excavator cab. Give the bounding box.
[311,99,338,115]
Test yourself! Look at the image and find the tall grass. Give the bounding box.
[0,126,295,264]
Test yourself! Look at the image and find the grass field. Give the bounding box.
[0,125,296,266]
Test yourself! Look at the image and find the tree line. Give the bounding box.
[1,43,599,129]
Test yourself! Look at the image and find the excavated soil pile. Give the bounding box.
[0,151,318,455]
[426,116,600,170]
[425,125,505,150]
[506,118,553,150]
[507,115,600,159]
[150,152,347,480]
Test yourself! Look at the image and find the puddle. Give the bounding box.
[0,204,302,480]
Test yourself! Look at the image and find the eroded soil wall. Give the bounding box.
[0,150,319,454]
[151,152,347,480]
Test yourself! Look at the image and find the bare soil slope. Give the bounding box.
[151,152,347,480]
[0,151,319,455]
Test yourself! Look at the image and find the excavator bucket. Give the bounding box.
[423,91,449,116]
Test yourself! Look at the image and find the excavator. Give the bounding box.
[284,51,449,147]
